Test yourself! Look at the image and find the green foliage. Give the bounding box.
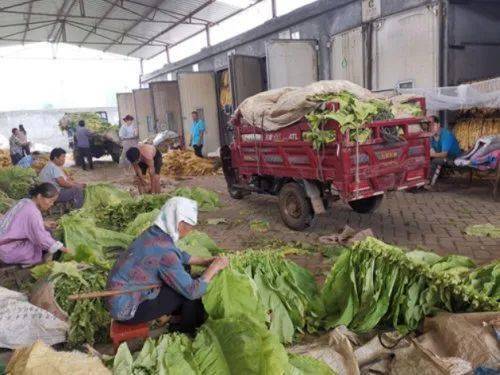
[82,183,131,212]
[465,224,500,238]
[0,190,15,213]
[0,167,38,199]
[287,354,336,375]
[59,112,118,134]
[38,261,110,346]
[124,209,160,237]
[203,251,322,344]
[172,187,221,212]
[59,212,134,252]
[303,91,420,149]
[321,237,500,334]
[465,261,500,300]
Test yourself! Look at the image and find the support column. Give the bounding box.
[139,58,144,87]
[271,0,277,18]
[165,46,171,64]
[205,24,211,46]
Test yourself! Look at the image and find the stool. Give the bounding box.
[110,320,150,352]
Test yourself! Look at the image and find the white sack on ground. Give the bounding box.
[0,287,68,349]
[7,340,110,375]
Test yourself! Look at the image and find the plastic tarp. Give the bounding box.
[401,77,500,111]
[0,287,68,349]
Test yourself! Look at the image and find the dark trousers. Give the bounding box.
[57,186,85,209]
[10,153,23,165]
[76,147,93,170]
[193,144,203,158]
[121,285,206,335]
[22,145,30,156]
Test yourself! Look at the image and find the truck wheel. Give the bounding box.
[279,182,315,231]
[349,195,383,214]
[229,186,245,200]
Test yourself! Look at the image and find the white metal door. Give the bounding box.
[178,72,220,155]
[229,54,265,107]
[330,27,364,86]
[116,93,136,126]
[266,40,318,89]
[371,5,440,91]
[132,88,154,140]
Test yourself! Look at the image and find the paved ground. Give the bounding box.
[79,161,499,264]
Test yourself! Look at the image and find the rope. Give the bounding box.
[354,126,360,200]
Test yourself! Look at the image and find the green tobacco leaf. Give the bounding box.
[82,183,131,212]
[192,318,289,375]
[124,209,159,237]
[203,268,268,328]
[113,343,133,375]
[287,354,336,375]
[465,224,500,238]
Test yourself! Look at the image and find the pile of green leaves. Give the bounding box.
[32,261,110,346]
[203,251,322,344]
[124,209,160,237]
[303,91,422,149]
[465,261,499,300]
[0,166,38,199]
[95,194,170,231]
[172,187,221,212]
[465,224,500,238]
[82,183,131,211]
[59,212,133,252]
[113,318,334,375]
[59,112,118,134]
[0,190,15,213]
[321,237,500,334]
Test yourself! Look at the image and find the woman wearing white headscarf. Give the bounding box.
[106,197,228,333]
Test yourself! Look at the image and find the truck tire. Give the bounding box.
[229,186,245,200]
[279,182,315,231]
[348,195,383,214]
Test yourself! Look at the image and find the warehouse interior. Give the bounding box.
[0,0,500,373]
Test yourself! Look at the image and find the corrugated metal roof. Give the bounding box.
[0,0,261,59]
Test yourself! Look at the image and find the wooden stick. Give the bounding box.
[68,284,161,301]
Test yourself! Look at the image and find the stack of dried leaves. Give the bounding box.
[0,149,11,168]
[161,150,218,177]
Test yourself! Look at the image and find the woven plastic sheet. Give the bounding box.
[401,77,500,111]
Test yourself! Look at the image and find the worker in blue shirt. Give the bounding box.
[429,125,461,185]
[17,151,41,168]
[189,111,205,158]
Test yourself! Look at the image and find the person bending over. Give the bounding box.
[429,125,461,185]
[126,144,162,194]
[106,197,228,334]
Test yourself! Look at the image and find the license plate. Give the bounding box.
[377,150,398,160]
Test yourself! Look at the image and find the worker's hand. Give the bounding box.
[212,257,229,272]
[60,247,72,254]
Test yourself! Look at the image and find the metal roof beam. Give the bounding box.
[0,9,206,24]
[144,0,264,60]
[78,0,120,46]
[0,38,165,46]
[48,0,78,42]
[21,0,34,44]
[100,0,155,21]
[102,0,165,53]
[0,20,56,40]
[0,0,44,11]
[69,19,168,45]
[127,0,215,56]
[122,0,211,23]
